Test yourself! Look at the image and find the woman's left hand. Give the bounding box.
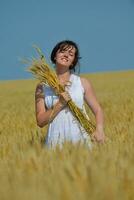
[59,91,71,107]
[91,129,105,144]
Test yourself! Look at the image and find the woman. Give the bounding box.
[35,40,105,149]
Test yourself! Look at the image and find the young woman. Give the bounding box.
[35,40,105,149]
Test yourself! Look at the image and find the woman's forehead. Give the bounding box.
[59,44,76,52]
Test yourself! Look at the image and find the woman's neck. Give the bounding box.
[56,69,71,84]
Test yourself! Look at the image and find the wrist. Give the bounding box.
[96,124,104,131]
[57,101,66,110]
[48,102,63,123]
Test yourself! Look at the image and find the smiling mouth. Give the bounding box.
[61,58,68,62]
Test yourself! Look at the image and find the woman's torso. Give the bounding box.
[42,73,92,149]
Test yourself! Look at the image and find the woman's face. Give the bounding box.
[55,45,76,68]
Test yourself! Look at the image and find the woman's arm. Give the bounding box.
[35,84,70,128]
[81,77,105,143]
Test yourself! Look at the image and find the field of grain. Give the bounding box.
[0,70,134,200]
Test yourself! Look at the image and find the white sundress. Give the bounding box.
[42,73,93,150]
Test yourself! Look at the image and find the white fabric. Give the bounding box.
[43,73,92,149]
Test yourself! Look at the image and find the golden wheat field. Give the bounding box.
[0,70,134,200]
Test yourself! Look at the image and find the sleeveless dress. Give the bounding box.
[42,73,93,150]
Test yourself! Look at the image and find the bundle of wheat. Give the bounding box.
[27,46,96,134]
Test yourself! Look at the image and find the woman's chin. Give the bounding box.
[57,63,70,68]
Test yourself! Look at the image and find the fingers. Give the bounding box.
[91,134,96,142]
[91,133,105,144]
[98,139,105,144]
[96,136,105,143]
[60,92,71,103]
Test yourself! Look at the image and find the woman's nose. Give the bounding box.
[63,51,69,57]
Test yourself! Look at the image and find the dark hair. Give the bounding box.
[50,40,81,73]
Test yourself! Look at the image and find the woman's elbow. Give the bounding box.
[36,116,46,128]
[37,121,44,128]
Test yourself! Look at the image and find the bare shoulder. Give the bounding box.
[35,83,44,99]
[80,76,93,91]
[35,83,43,92]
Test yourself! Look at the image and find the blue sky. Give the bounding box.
[0,0,134,80]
